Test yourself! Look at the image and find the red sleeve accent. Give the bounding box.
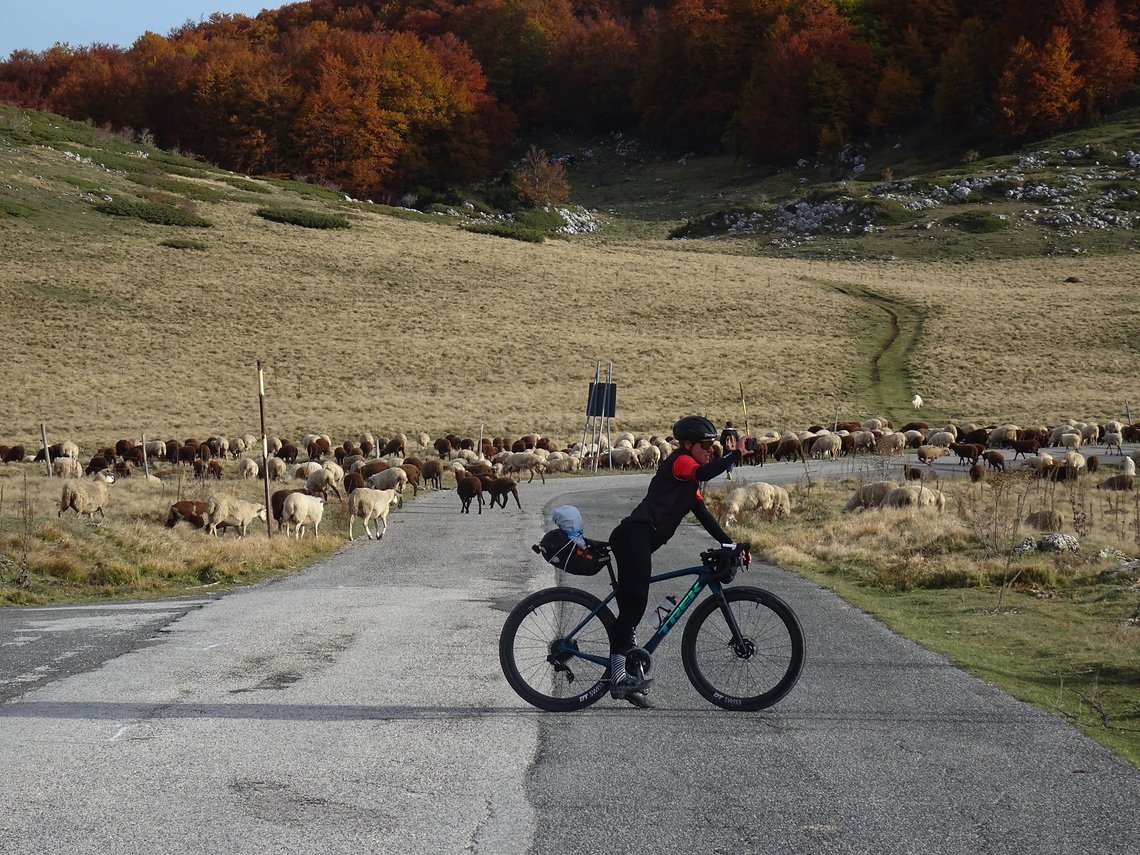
[673,454,699,482]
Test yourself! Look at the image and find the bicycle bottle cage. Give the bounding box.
[533,529,611,577]
[700,544,750,584]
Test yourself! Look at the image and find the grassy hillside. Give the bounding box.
[2,103,1140,451]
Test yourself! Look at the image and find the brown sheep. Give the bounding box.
[433,437,452,459]
[968,464,985,483]
[399,464,421,496]
[457,476,484,514]
[276,441,300,463]
[165,500,208,529]
[949,442,984,466]
[343,471,366,495]
[1008,439,1040,460]
[981,450,1006,472]
[485,476,522,509]
[1025,509,1064,531]
[772,436,804,462]
[1086,455,1100,473]
[208,459,224,480]
[360,460,390,478]
[84,454,110,474]
[421,458,445,490]
[1096,474,1134,491]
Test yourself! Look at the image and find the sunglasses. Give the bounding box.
[698,440,715,450]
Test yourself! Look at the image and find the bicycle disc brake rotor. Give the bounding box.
[731,638,756,659]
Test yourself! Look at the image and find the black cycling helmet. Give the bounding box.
[672,415,718,442]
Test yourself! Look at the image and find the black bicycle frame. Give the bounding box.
[556,564,738,668]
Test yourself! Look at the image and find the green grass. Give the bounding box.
[946,210,1012,233]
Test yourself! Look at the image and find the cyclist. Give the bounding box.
[607,415,744,707]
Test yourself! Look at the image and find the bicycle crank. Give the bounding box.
[625,646,653,680]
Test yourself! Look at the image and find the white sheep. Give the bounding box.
[925,430,955,448]
[305,467,342,500]
[1123,456,1137,477]
[348,487,400,540]
[59,440,80,460]
[237,458,258,479]
[367,467,409,506]
[842,480,899,512]
[720,483,776,525]
[1060,432,1082,451]
[204,495,267,537]
[58,471,115,521]
[52,457,83,479]
[883,485,945,512]
[876,432,907,455]
[638,444,662,469]
[501,451,547,483]
[1022,453,1055,474]
[988,424,1021,448]
[911,394,922,409]
[1062,451,1086,472]
[810,434,841,460]
[282,492,325,538]
[1103,432,1123,455]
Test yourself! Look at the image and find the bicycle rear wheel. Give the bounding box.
[499,586,616,712]
[681,586,804,711]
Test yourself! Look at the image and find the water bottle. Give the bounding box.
[653,595,678,629]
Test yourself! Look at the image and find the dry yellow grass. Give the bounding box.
[3,146,1139,454]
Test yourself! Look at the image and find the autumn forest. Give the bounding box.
[1,0,1138,201]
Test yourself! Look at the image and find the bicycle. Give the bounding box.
[499,542,805,711]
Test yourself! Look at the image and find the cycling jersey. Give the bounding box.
[622,447,738,543]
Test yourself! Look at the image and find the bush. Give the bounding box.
[254,207,350,229]
[513,145,570,207]
[945,210,1011,233]
[0,199,34,218]
[93,198,212,227]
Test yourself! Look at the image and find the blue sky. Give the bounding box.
[1,2,289,58]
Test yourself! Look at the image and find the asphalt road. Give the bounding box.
[1,455,1138,854]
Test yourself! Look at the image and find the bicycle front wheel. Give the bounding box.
[681,586,804,711]
[499,586,616,712]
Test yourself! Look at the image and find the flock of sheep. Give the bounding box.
[2,416,1137,542]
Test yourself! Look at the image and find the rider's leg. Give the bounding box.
[607,521,654,691]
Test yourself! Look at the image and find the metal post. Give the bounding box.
[140,432,150,481]
[39,423,51,476]
[478,424,484,460]
[258,361,272,539]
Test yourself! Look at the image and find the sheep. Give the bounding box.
[968,464,985,483]
[1087,455,1100,473]
[1062,451,1086,472]
[207,459,224,480]
[259,456,287,482]
[1022,453,1055,475]
[348,487,401,540]
[949,442,983,465]
[543,455,581,474]
[810,434,841,460]
[3,444,27,463]
[1097,474,1134,491]
[359,459,390,478]
[883,485,946,512]
[1025,509,1064,531]
[876,432,907,455]
[1060,432,1083,451]
[165,500,208,530]
[988,424,1021,448]
[917,445,949,464]
[367,467,409,505]
[638,444,662,469]
[457,476,484,513]
[421,458,445,489]
[902,462,938,482]
[343,471,366,495]
[720,482,779,524]
[282,492,325,538]
[485,476,521,509]
[306,467,342,501]
[926,430,956,448]
[772,435,805,462]
[500,451,547,483]
[1103,432,1124,455]
[204,495,267,537]
[270,488,311,530]
[842,480,900,513]
[399,463,421,496]
[237,458,258,479]
[981,450,1006,472]
[1123,456,1137,477]
[52,457,83,479]
[293,461,323,480]
[911,393,923,409]
[379,433,407,458]
[849,431,878,454]
[58,472,116,521]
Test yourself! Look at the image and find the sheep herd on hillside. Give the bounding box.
[2,416,1138,541]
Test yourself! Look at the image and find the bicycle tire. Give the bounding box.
[499,586,616,712]
[681,585,804,711]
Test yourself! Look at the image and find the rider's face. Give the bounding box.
[690,440,712,462]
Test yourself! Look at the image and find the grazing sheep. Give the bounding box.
[810,434,841,460]
[306,467,342,501]
[917,445,949,464]
[926,431,956,448]
[237,458,258,479]
[165,500,208,530]
[1060,432,1083,451]
[1123,456,1137,477]
[1086,455,1100,474]
[457,476,484,513]
[883,485,946,512]
[58,472,116,521]
[843,480,899,512]
[1097,474,1134,491]
[902,463,938,482]
[367,467,409,505]
[52,457,83,479]
[359,460,390,479]
[773,436,805,462]
[207,459,224,480]
[282,492,325,538]
[343,471,366,495]
[260,456,287,482]
[204,495,267,537]
[84,454,110,475]
[379,433,407,458]
[1025,509,1064,531]
[876,432,907,455]
[501,451,547,483]
[348,487,401,540]
[1062,451,1086,472]
[981,450,1006,472]
[1103,432,1124,455]
[270,488,311,530]
[399,463,421,496]
[968,464,985,483]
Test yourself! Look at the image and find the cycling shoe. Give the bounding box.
[622,690,653,709]
[610,674,653,702]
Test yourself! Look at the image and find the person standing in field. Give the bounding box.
[720,421,740,480]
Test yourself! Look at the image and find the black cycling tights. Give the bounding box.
[608,520,662,655]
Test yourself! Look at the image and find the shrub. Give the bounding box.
[93,198,212,227]
[945,210,1011,233]
[0,199,34,218]
[254,207,350,229]
[513,145,570,207]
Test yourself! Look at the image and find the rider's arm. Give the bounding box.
[693,449,740,483]
[692,500,733,544]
